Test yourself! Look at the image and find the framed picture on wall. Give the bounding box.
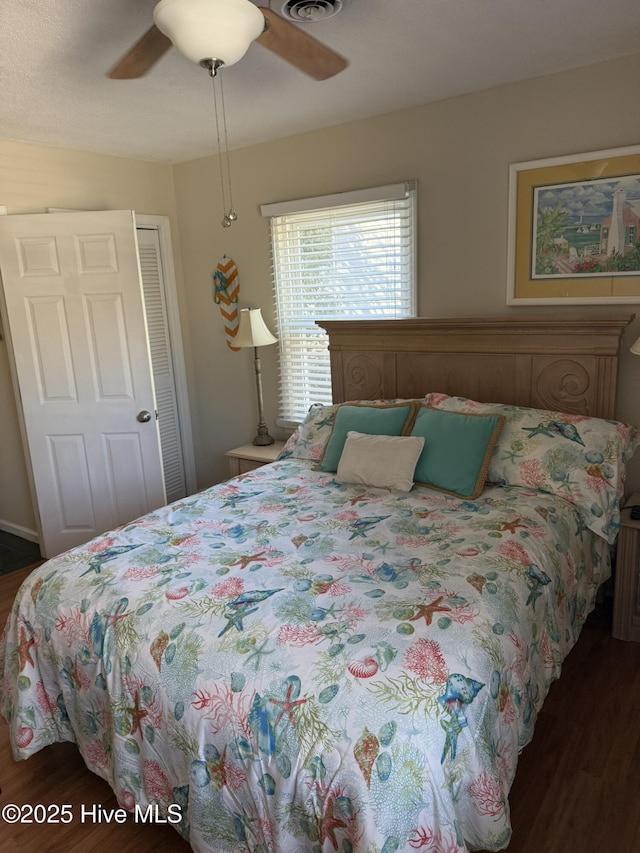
[507,145,640,304]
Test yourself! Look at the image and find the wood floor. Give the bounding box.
[0,564,638,853]
[0,531,41,575]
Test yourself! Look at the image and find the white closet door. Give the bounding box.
[136,227,187,504]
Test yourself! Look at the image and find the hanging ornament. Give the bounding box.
[213,256,241,350]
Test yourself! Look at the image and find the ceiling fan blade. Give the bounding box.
[108,25,173,79]
[257,8,347,80]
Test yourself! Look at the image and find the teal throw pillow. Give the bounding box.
[318,404,413,472]
[410,406,505,498]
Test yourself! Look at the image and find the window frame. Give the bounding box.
[261,181,418,428]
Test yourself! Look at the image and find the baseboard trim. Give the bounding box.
[0,519,39,543]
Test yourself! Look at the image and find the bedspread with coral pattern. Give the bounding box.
[0,458,609,853]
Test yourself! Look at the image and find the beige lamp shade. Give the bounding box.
[235,308,278,348]
[631,336,640,356]
[235,308,277,446]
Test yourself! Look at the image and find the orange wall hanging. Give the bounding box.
[213,255,240,350]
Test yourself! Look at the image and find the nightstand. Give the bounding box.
[225,442,285,477]
[612,492,640,642]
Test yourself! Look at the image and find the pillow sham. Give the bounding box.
[277,404,339,461]
[318,403,414,472]
[423,393,640,543]
[335,431,425,491]
[408,404,505,499]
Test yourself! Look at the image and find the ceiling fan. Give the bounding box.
[108,0,348,81]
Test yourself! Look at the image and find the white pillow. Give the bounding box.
[335,431,425,492]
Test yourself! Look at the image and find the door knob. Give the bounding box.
[137,410,152,423]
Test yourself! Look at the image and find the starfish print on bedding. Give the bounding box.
[348,493,370,506]
[218,604,258,637]
[319,795,348,850]
[268,682,308,728]
[499,518,526,534]
[230,551,268,570]
[18,625,35,670]
[409,597,451,626]
[244,638,276,670]
[126,690,148,737]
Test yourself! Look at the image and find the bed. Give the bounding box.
[1,315,637,853]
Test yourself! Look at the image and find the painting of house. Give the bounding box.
[532,174,640,278]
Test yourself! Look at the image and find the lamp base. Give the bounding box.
[252,433,275,446]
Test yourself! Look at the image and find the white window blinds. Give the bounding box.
[261,181,417,425]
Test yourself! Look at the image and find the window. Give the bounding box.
[261,182,417,426]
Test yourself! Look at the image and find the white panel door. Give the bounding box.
[0,210,166,558]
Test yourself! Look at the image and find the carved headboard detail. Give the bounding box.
[317,315,635,419]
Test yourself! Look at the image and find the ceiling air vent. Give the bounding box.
[279,0,347,22]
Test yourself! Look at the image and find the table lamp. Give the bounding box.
[235,308,278,445]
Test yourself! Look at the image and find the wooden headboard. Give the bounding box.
[317,315,635,420]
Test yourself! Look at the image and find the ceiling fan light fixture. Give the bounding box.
[153,0,265,67]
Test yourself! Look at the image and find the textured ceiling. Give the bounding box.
[2,0,640,163]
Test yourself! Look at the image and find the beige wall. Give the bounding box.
[0,138,190,536]
[3,52,640,540]
[173,52,640,490]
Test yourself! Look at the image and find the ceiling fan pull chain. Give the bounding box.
[219,72,237,224]
[211,73,231,227]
